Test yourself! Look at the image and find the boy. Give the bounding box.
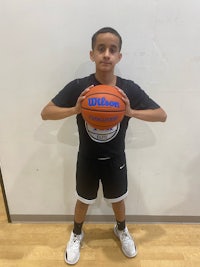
[41,27,167,265]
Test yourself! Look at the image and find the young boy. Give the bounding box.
[41,27,167,265]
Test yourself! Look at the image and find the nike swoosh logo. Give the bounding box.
[120,164,125,170]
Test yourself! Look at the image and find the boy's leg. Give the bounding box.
[65,200,89,265]
[112,199,126,230]
[73,199,89,234]
[112,199,125,225]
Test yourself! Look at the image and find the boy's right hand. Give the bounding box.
[74,85,94,114]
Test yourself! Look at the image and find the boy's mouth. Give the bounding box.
[101,61,112,65]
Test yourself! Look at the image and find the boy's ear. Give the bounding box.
[118,52,122,62]
[90,50,94,61]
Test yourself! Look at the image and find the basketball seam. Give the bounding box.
[81,108,125,112]
[84,92,123,100]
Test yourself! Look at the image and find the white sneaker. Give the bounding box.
[64,231,84,265]
[114,225,137,258]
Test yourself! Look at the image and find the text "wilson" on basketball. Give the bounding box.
[88,97,120,107]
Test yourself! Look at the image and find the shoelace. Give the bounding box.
[120,230,132,244]
[71,234,81,248]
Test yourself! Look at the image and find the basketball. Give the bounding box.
[81,85,125,130]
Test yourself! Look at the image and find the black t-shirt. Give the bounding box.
[52,74,160,158]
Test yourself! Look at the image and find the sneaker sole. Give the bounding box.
[65,253,80,265]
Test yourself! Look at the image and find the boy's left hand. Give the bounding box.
[115,87,132,117]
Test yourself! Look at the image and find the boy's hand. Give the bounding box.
[75,85,94,114]
[116,86,167,122]
[115,87,132,117]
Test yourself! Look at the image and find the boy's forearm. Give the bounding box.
[131,108,167,122]
[41,103,77,120]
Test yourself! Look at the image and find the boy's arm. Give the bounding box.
[41,87,91,120]
[118,88,167,122]
[130,108,167,122]
[41,101,77,120]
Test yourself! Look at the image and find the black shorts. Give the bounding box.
[76,153,128,204]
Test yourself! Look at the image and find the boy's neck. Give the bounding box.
[95,72,117,86]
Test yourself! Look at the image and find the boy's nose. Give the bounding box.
[104,49,110,57]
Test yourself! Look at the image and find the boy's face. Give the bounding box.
[90,33,122,73]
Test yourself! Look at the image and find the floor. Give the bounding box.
[0,188,200,267]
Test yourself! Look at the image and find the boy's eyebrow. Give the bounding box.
[97,44,118,48]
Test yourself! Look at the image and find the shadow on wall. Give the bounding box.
[34,117,78,146]
[126,118,156,149]
[7,118,78,217]
[34,117,79,211]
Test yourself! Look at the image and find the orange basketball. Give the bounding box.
[81,85,125,130]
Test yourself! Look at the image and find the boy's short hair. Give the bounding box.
[92,27,122,51]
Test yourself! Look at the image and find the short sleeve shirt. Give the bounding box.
[52,74,160,158]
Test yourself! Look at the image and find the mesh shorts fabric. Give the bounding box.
[76,153,128,204]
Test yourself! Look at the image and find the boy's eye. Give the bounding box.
[97,46,118,54]
[110,47,117,54]
[98,46,105,53]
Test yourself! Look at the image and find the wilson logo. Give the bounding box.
[88,97,120,108]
